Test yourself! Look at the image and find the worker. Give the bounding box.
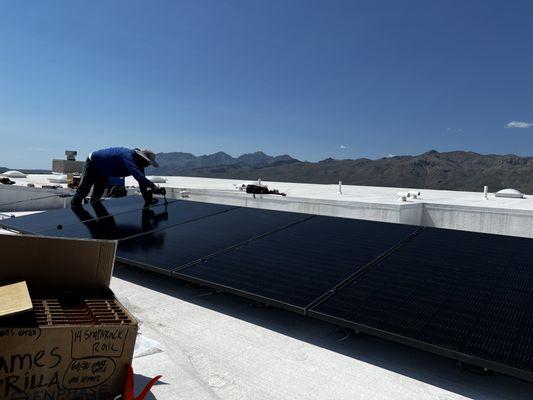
[71,147,164,207]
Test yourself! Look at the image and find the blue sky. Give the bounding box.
[0,0,532,168]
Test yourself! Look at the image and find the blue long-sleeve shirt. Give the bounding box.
[89,147,154,193]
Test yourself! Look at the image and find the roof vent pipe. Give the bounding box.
[483,186,488,200]
[65,150,77,161]
[338,181,342,195]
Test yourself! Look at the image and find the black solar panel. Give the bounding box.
[0,195,149,234]
[174,217,418,313]
[38,200,235,240]
[117,207,310,273]
[309,227,533,380]
[11,191,533,381]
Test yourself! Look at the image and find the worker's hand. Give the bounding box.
[153,186,166,196]
[144,198,159,207]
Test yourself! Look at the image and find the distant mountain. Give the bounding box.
[147,151,299,175]
[147,150,533,193]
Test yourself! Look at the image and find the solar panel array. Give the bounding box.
[39,200,235,240]
[118,206,311,274]
[2,195,532,382]
[176,217,418,313]
[1,195,147,234]
[309,228,533,380]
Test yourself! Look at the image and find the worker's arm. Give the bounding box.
[123,157,156,201]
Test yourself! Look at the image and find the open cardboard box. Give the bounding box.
[0,234,137,400]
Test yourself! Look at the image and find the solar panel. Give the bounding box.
[0,195,149,234]
[174,217,419,313]
[309,227,533,381]
[117,207,311,274]
[38,200,235,241]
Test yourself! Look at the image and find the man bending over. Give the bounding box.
[71,147,163,206]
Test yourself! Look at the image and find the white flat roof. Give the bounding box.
[7,173,533,210]
[3,174,533,237]
[5,173,531,211]
[4,173,69,188]
[130,175,533,210]
[128,176,533,238]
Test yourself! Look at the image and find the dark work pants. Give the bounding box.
[71,158,108,206]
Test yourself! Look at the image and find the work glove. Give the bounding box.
[144,198,159,207]
[153,186,166,196]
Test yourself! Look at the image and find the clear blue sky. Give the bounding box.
[1,0,532,169]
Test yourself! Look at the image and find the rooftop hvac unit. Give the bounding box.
[65,150,77,161]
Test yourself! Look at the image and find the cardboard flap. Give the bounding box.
[0,281,33,318]
[0,234,116,291]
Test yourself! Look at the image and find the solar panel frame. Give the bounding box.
[308,227,533,383]
[115,254,174,276]
[174,268,308,313]
[308,307,533,383]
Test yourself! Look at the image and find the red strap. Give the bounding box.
[123,365,162,400]
[135,375,162,400]
[123,366,135,400]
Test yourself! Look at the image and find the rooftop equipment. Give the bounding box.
[52,150,84,174]
[495,188,524,199]
[48,174,68,184]
[1,170,27,178]
[147,176,168,184]
[65,150,77,161]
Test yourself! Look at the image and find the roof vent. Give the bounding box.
[1,170,26,178]
[48,174,68,184]
[65,150,77,161]
[495,188,524,199]
[147,176,167,184]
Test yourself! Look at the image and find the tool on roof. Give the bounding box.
[244,184,286,198]
[0,177,15,185]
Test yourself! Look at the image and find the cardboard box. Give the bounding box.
[0,282,32,318]
[0,234,137,400]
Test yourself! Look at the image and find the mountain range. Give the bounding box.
[145,150,533,193]
[3,150,533,193]
[149,151,297,174]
